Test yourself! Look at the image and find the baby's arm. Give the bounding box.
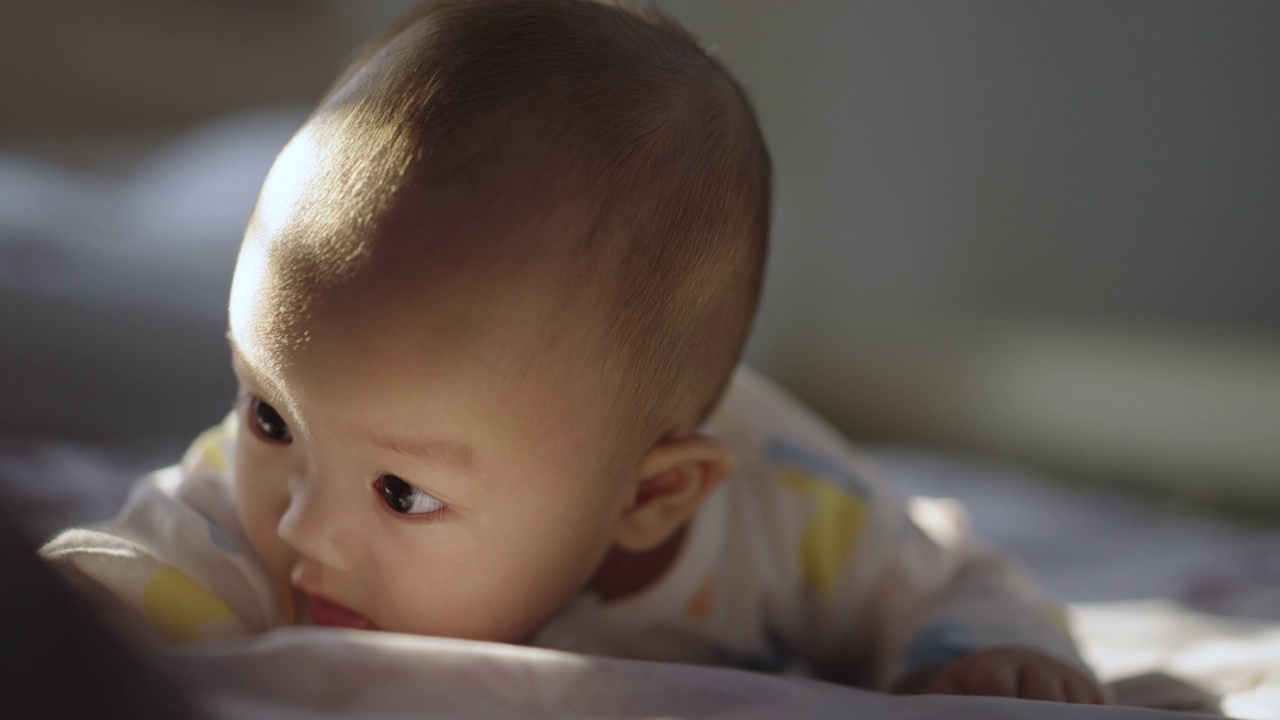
[829,493,1105,702]
[706,370,1104,701]
[756,439,1103,702]
[40,501,263,645]
[38,423,283,644]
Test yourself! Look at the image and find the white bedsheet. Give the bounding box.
[166,616,1274,720]
[1077,602,1279,719]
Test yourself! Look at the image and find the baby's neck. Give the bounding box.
[585,524,688,602]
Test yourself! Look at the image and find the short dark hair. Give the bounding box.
[311,0,771,450]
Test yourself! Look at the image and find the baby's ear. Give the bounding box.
[613,434,733,552]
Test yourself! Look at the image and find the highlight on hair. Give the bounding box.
[300,0,772,452]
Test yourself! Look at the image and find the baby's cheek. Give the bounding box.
[228,459,302,623]
[234,462,289,562]
[394,527,586,642]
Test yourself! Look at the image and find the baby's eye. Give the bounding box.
[248,397,292,445]
[375,474,446,516]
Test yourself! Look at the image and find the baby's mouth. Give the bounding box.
[305,593,376,630]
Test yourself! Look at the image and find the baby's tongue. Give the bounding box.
[307,595,374,630]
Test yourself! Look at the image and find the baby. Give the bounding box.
[43,0,1105,704]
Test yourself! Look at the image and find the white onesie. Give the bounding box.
[40,367,1084,688]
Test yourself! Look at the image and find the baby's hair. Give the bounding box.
[309,0,771,454]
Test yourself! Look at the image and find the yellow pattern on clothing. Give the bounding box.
[142,566,236,643]
[191,425,228,472]
[780,469,868,598]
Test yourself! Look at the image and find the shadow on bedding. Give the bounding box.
[0,498,203,719]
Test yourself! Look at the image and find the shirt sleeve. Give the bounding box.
[717,371,1088,690]
[37,418,284,645]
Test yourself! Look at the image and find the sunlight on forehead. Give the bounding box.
[253,127,323,243]
[227,240,268,340]
[226,237,307,390]
[246,102,421,288]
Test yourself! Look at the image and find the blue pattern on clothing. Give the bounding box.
[193,509,240,553]
[765,436,872,498]
[902,618,982,675]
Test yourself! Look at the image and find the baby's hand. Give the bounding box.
[893,646,1108,704]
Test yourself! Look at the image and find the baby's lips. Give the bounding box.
[306,593,375,630]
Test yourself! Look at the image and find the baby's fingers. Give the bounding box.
[967,662,1021,698]
[1017,665,1067,702]
[1061,673,1109,705]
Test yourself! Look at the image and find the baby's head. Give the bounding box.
[226,0,770,642]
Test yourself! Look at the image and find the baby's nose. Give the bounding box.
[276,484,363,572]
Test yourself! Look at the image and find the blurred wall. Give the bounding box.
[2,1,1277,504]
[0,1,346,139]
[662,1,1280,332]
[659,0,1280,505]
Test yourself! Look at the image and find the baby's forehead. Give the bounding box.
[256,194,598,333]
[245,239,621,417]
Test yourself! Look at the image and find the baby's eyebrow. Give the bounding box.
[226,334,293,407]
[363,432,475,470]
[227,336,252,378]
[226,335,270,386]
[227,336,246,365]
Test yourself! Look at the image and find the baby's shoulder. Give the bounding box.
[695,367,904,607]
[706,366,884,502]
